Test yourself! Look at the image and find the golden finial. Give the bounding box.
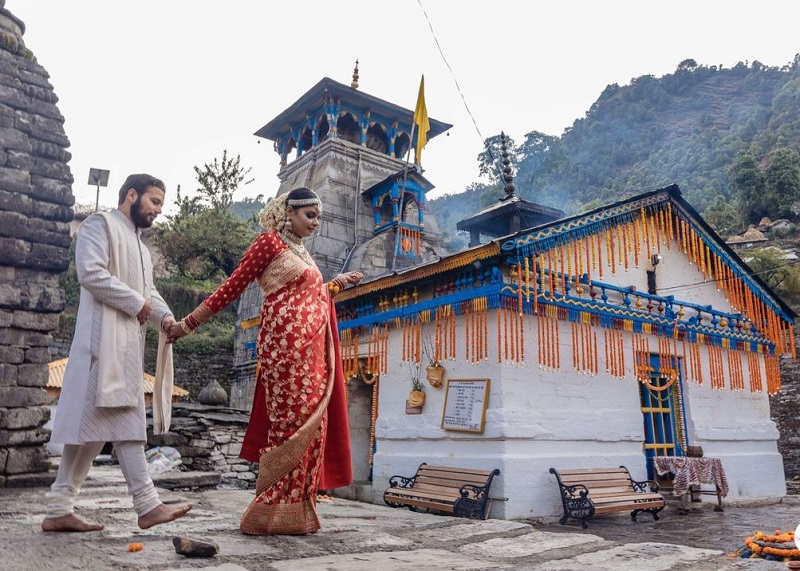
[351,59,359,89]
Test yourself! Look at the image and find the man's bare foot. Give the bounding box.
[137,502,193,529]
[41,513,104,532]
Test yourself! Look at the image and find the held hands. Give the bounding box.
[162,316,189,344]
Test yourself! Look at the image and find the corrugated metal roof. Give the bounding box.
[47,358,189,397]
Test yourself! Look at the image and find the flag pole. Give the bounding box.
[390,120,417,272]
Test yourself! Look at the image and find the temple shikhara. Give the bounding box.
[231,65,797,520]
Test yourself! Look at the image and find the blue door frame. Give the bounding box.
[640,352,687,480]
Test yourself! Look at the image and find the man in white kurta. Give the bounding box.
[42,174,192,532]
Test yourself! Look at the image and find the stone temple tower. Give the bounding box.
[229,68,451,410]
[253,67,452,281]
[0,2,74,486]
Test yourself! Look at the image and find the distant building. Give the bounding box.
[46,358,189,406]
[726,225,768,251]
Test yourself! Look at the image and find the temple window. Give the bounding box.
[285,136,296,157]
[337,112,360,144]
[366,123,388,154]
[394,132,411,159]
[379,195,393,224]
[403,196,420,224]
[300,126,313,152]
[317,115,330,141]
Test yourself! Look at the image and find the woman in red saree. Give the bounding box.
[177,187,361,535]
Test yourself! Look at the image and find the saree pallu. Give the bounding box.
[237,244,352,535]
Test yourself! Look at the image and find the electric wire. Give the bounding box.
[414,0,502,181]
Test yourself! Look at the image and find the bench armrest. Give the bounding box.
[630,478,660,493]
[560,483,589,500]
[388,473,417,489]
[459,483,489,501]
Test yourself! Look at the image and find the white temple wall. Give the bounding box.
[369,294,786,519]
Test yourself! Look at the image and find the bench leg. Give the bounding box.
[631,506,664,522]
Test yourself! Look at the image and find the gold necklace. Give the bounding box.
[280,230,313,265]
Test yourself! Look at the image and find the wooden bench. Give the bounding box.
[384,463,500,519]
[549,466,665,528]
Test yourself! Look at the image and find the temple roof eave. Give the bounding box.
[335,242,501,302]
[338,182,796,322]
[456,199,565,235]
[363,165,435,195]
[253,76,452,141]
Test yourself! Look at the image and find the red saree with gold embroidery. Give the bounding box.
[192,231,352,535]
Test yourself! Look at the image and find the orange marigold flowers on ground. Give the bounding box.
[128,542,144,552]
[740,529,800,560]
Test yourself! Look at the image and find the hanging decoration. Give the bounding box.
[604,327,626,379]
[537,305,561,371]
[334,188,795,398]
[747,351,763,393]
[571,316,598,375]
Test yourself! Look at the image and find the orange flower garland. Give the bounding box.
[736,529,800,560]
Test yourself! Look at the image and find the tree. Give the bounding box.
[729,152,766,224]
[477,134,516,184]
[765,148,800,220]
[702,194,744,237]
[743,247,800,306]
[154,151,258,280]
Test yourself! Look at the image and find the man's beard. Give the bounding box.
[130,196,153,228]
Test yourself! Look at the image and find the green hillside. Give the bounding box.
[430,56,800,243]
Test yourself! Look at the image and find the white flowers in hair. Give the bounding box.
[259,193,289,231]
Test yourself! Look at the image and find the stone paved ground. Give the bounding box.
[1,465,798,570]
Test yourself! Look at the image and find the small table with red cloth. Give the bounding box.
[653,456,728,513]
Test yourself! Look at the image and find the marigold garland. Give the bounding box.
[729,529,800,561]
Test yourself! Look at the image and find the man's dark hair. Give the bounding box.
[117,173,166,205]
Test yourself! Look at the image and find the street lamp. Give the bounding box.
[87,168,110,212]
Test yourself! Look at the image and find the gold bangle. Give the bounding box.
[180,320,193,335]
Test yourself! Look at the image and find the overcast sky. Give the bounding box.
[8,1,800,213]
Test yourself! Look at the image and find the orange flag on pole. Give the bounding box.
[413,75,430,164]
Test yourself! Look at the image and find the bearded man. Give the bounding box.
[42,173,192,532]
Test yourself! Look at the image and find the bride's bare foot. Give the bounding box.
[137,502,193,529]
[41,513,104,532]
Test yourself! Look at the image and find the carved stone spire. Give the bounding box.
[351,59,359,89]
[501,131,516,200]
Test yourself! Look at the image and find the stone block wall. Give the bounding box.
[772,357,800,480]
[147,403,257,489]
[0,3,74,487]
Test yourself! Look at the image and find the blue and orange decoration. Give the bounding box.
[335,185,796,395]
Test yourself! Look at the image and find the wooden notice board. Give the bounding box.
[441,378,490,433]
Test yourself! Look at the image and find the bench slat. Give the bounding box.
[419,465,497,477]
[391,485,462,499]
[385,488,460,502]
[384,495,456,513]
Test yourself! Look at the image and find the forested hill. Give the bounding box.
[429,56,800,250]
